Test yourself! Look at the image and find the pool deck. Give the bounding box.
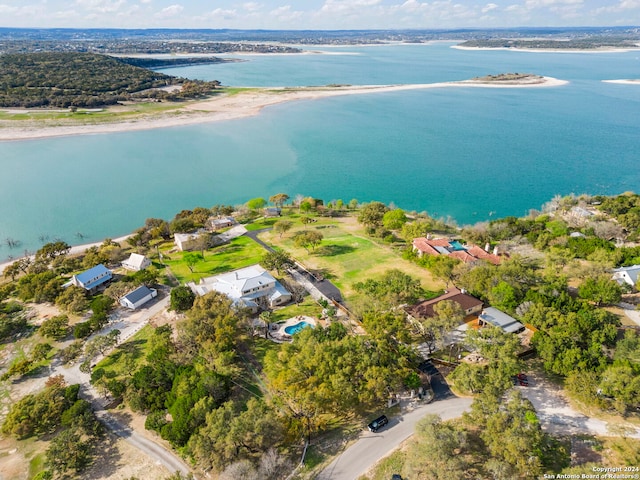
[274,316,318,339]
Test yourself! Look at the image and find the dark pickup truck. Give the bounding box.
[367,415,389,432]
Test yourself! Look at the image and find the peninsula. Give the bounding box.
[0,75,567,141]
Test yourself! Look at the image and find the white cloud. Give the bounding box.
[482,2,499,12]
[269,5,304,23]
[74,0,127,13]
[243,2,262,12]
[206,7,238,20]
[155,3,183,18]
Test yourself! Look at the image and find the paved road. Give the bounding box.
[316,396,473,480]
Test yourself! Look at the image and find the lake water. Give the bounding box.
[1,43,639,259]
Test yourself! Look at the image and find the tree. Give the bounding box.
[354,269,424,306]
[183,251,204,273]
[428,255,459,287]
[293,231,323,253]
[273,220,293,238]
[36,241,71,261]
[578,274,622,306]
[39,314,70,340]
[46,428,91,475]
[382,209,407,230]
[246,197,267,211]
[55,285,89,314]
[261,250,293,275]
[269,193,289,208]
[403,414,468,479]
[357,201,389,229]
[170,286,196,312]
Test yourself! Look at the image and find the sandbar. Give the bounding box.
[0,77,567,142]
[602,79,640,85]
[452,45,640,54]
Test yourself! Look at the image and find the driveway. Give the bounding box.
[518,372,640,438]
[316,396,473,480]
[54,296,193,477]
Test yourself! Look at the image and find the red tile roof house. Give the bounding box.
[406,287,484,321]
[412,237,502,265]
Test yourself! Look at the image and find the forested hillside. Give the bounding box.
[0,52,220,108]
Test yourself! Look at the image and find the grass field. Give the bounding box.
[262,215,444,298]
[93,325,154,378]
[161,235,265,284]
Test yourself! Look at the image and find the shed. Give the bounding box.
[120,286,158,310]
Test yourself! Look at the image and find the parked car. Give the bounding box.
[391,475,403,480]
[514,373,529,386]
[368,415,389,432]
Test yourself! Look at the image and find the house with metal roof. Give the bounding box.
[120,286,158,310]
[187,265,291,312]
[71,264,112,292]
[612,265,640,289]
[478,307,525,334]
[121,253,151,271]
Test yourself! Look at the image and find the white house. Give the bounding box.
[187,264,291,312]
[121,253,151,271]
[120,286,158,310]
[478,307,526,334]
[174,232,202,252]
[612,265,640,289]
[71,264,112,292]
[210,216,236,231]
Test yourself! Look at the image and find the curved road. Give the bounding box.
[316,396,473,480]
[58,296,193,477]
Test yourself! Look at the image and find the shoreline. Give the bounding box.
[451,45,640,54]
[0,77,567,142]
[0,234,132,275]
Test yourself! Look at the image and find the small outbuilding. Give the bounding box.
[478,307,525,334]
[121,253,151,271]
[120,285,158,310]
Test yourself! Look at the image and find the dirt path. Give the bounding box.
[519,373,640,438]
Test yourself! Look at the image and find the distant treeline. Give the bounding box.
[459,37,640,50]
[118,56,238,69]
[0,52,221,108]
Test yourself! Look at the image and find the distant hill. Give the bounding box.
[0,52,220,108]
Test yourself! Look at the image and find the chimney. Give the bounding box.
[493,246,499,256]
[484,242,490,252]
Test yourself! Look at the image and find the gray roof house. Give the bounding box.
[478,307,526,334]
[187,265,291,312]
[612,265,640,289]
[71,264,112,292]
[120,286,158,310]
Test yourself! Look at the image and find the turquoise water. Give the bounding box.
[1,43,639,259]
[284,321,312,335]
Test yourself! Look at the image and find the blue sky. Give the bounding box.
[0,0,638,30]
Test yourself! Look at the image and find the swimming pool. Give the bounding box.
[449,240,466,251]
[284,321,312,335]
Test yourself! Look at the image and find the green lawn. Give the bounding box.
[93,325,154,377]
[262,216,444,298]
[270,296,323,323]
[161,235,266,284]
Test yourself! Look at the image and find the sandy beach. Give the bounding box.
[602,79,640,85]
[0,77,567,142]
[452,45,640,54]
